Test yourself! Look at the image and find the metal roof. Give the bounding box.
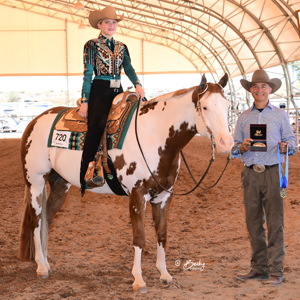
[1,0,300,108]
[2,0,300,77]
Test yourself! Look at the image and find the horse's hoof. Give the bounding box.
[160,278,173,285]
[133,285,148,293]
[37,271,49,278]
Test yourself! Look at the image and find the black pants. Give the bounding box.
[80,79,123,194]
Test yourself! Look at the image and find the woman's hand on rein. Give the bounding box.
[136,85,145,99]
[78,102,88,119]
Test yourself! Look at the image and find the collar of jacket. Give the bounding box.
[97,33,120,45]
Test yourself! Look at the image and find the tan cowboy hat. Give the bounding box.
[240,69,282,93]
[89,6,124,29]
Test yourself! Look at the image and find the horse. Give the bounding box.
[19,74,234,293]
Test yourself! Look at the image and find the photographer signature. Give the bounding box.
[183,259,205,271]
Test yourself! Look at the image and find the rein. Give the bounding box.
[180,150,231,190]
[134,86,230,196]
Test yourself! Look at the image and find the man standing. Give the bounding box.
[232,70,296,286]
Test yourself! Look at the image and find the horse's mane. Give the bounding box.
[142,86,196,106]
[142,82,225,107]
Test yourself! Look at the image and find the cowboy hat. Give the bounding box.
[89,6,124,29]
[240,69,282,93]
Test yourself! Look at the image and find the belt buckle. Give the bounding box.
[253,164,265,173]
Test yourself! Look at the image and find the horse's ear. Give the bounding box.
[200,74,207,90]
[218,73,228,88]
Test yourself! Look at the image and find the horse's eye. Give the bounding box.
[203,107,207,110]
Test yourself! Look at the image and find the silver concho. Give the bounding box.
[280,189,287,198]
[110,79,121,88]
[253,164,265,173]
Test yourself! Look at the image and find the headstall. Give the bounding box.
[196,83,226,160]
[197,84,216,157]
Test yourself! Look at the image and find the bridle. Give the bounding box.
[196,83,225,146]
[134,83,231,196]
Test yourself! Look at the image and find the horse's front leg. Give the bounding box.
[151,192,173,285]
[129,194,147,293]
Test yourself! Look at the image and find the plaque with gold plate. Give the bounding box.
[250,124,267,152]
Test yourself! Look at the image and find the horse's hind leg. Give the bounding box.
[19,170,70,278]
[43,170,70,271]
[129,194,147,293]
[19,177,50,277]
[150,192,173,285]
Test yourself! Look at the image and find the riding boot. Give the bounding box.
[84,155,105,188]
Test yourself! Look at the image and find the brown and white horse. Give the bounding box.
[19,74,234,293]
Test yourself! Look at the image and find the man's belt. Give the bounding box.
[247,164,278,173]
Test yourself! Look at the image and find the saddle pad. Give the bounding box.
[47,108,87,151]
[47,100,138,151]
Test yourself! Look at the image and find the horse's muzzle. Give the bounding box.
[215,135,234,153]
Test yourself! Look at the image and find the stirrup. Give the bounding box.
[84,161,105,188]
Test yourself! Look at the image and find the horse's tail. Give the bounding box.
[18,185,48,261]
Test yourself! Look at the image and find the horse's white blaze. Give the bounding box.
[132,246,146,289]
[156,242,172,282]
[196,92,233,153]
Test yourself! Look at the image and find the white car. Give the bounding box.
[0,118,28,133]
[0,120,18,132]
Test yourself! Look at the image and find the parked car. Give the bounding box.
[5,102,53,118]
[0,120,18,132]
[0,117,29,133]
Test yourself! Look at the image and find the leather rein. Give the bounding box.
[134,84,231,196]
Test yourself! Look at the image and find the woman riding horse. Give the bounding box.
[78,6,145,195]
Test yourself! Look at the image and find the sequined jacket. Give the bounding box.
[81,34,140,102]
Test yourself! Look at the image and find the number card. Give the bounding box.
[51,130,71,148]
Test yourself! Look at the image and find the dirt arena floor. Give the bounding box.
[1,136,300,300]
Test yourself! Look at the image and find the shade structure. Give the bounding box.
[1,0,300,110]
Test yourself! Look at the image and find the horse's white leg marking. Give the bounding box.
[156,242,173,284]
[132,246,147,293]
[30,184,49,277]
[34,220,49,277]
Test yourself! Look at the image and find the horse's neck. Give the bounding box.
[141,90,197,155]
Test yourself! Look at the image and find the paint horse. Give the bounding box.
[19,74,234,293]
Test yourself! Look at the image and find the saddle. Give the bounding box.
[55,99,88,132]
[55,92,138,139]
[84,91,139,188]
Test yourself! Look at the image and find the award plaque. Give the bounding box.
[250,124,267,152]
